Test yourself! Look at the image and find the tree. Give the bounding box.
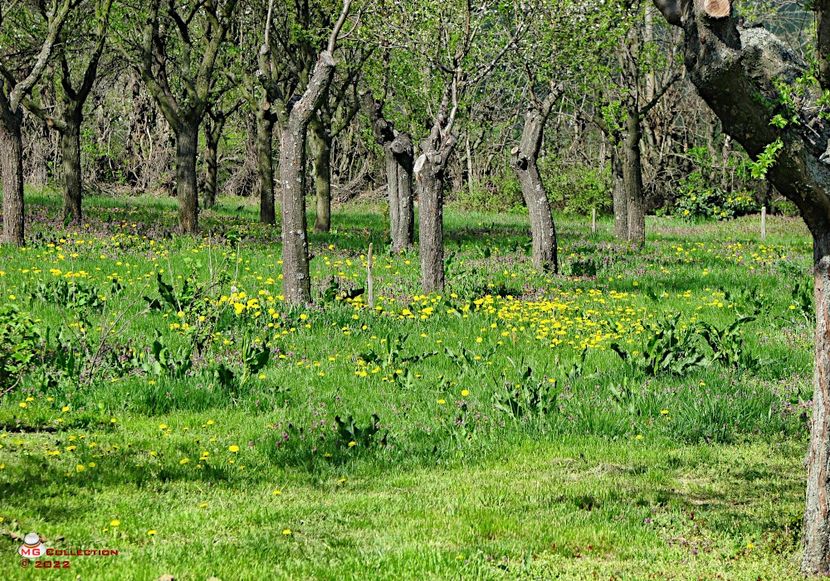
[651,0,830,574]
[383,0,523,293]
[363,88,415,254]
[119,0,240,233]
[280,0,353,305]
[203,97,241,209]
[508,0,620,273]
[25,0,114,225]
[0,0,81,245]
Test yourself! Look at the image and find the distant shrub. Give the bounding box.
[542,160,612,216]
[673,171,758,220]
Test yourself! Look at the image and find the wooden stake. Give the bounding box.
[367,243,375,309]
[591,208,597,235]
[761,206,767,242]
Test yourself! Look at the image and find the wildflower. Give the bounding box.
[461,389,470,397]
[228,445,240,453]
[110,519,120,527]
[348,441,357,448]
[282,529,292,535]
[147,530,157,536]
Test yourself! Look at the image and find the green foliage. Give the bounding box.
[334,414,388,449]
[543,160,612,216]
[493,364,559,419]
[673,171,757,220]
[141,334,193,378]
[612,315,707,377]
[28,279,106,311]
[0,306,44,390]
[697,317,760,371]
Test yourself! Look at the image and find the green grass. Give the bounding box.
[0,192,816,579]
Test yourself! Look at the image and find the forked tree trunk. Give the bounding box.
[611,147,628,240]
[650,0,830,574]
[0,106,25,246]
[309,117,332,233]
[175,120,200,234]
[364,92,414,253]
[416,155,445,293]
[61,109,83,224]
[512,105,558,273]
[256,103,275,224]
[624,109,646,247]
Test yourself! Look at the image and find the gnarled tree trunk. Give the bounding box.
[651,0,830,574]
[364,92,414,253]
[203,116,223,209]
[511,103,558,273]
[0,105,25,246]
[175,120,200,234]
[309,116,332,233]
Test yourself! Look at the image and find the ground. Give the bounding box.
[0,193,815,579]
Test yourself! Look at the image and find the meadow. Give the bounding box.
[0,192,817,579]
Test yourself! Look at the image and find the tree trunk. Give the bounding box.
[388,133,414,253]
[61,108,83,225]
[0,105,25,246]
[279,119,311,304]
[175,120,200,234]
[512,106,558,273]
[649,1,830,574]
[309,117,332,233]
[203,118,220,209]
[623,109,646,247]
[611,145,628,241]
[416,154,445,293]
[256,103,275,224]
[806,232,830,574]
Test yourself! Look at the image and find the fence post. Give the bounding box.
[761,206,767,242]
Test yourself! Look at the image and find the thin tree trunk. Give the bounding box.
[806,232,830,574]
[203,118,221,209]
[416,156,445,293]
[256,103,275,224]
[0,105,25,246]
[310,117,332,233]
[175,120,200,234]
[512,106,558,273]
[61,109,83,225]
[624,109,646,247]
[611,145,627,241]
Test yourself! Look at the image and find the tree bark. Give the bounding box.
[256,102,275,224]
[611,145,628,240]
[389,133,414,253]
[203,116,222,209]
[363,92,414,253]
[175,120,200,234]
[61,109,83,225]
[807,232,830,575]
[624,108,646,247]
[309,116,332,233]
[650,0,830,574]
[279,49,338,305]
[511,105,558,273]
[416,156,445,293]
[0,104,25,246]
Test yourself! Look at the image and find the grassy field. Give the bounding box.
[0,192,816,579]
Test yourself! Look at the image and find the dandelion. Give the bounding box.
[461,389,470,397]
[228,445,240,453]
[18,402,27,409]
[110,519,120,527]
[282,529,292,535]
[348,441,357,448]
[147,530,157,536]
[272,489,282,496]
